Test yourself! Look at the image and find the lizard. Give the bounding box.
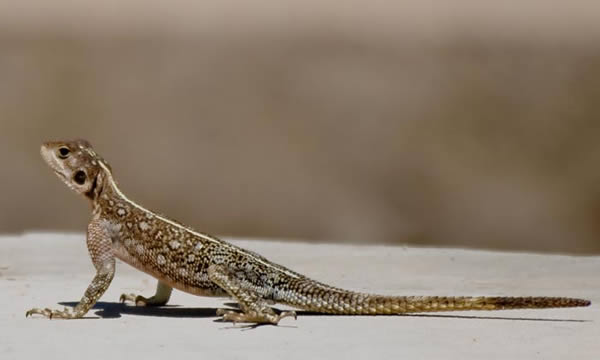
[26,139,591,324]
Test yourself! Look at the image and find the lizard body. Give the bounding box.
[26,139,591,324]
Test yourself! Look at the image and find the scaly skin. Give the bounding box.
[26,139,591,324]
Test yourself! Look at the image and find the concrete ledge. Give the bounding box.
[1,233,598,359]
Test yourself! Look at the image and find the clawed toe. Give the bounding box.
[119,293,134,303]
[25,307,78,319]
[25,308,49,318]
[216,309,297,325]
[279,310,297,320]
[119,293,148,306]
[216,308,239,316]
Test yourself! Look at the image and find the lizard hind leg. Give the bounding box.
[120,280,173,306]
[208,264,297,325]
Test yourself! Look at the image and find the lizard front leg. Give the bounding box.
[120,280,173,306]
[208,264,297,325]
[26,220,116,319]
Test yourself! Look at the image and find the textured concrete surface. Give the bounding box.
[1,233,598,359]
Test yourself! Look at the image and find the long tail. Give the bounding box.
[284,282,591,314]
[327,295,591,315]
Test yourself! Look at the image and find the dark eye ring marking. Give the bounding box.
[74,170,87,185]
[58,147,70,159]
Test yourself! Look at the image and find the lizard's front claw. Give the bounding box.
[25,307,49,318]
[26,306,79,319]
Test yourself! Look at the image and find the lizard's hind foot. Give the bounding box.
[119,293,155,306]
[119,281,173,306]
[216,308,297,325]
[209,264,297,325]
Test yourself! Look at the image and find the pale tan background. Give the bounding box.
[1,1,599,253]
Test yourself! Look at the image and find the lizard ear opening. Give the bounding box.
[74,170,87,185]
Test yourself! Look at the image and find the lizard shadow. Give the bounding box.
[59,301,218,319]
[59,301,589,323]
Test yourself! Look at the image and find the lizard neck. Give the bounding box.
[91,162,133,218]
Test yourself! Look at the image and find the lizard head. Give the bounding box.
[40,139,111,199]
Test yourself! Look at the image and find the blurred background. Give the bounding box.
[1,1,599,253]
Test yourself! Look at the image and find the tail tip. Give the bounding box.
[557,297,590,307]
[579,299,592,307]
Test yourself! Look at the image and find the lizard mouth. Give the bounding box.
[50,167,79,192]
[53,170,66,180]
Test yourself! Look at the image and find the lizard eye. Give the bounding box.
[74,170,87,185]
[58,147,70,159]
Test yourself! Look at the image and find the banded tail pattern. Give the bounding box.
[283,280,591,314]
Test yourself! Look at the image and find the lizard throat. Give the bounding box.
[85,174,101,201]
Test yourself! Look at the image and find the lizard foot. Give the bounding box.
[120,293,149,306]
[216,308,297,325]
[209,265,297,325]
[25,306,82,319]
[120,281,172,306]
[119,293,169,306]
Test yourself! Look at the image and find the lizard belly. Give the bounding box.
[112,243,226,298]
